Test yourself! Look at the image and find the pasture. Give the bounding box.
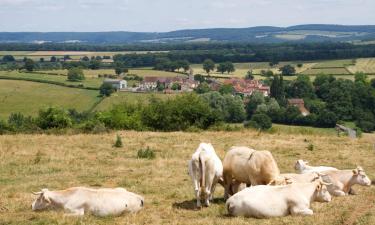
[0,80,100,119]
[0,128,374,224]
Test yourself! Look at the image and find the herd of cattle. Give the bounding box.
[31,142,372,219]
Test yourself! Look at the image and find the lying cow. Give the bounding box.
[222,146,284,199]
[321,166,371,196]
[295,159,338,174]
[281,172,321,184]
[32,187,144,216]
[226,180,332,218]
[188,143,223,207]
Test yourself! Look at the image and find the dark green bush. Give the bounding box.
[37,107,72,129]
[113,134,123,148]
[245,113,272,130]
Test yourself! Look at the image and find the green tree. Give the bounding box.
[67,67,85,81]
[225,61,235,74]
[37,107,72,129]
[245,70,254,80]
[195,82,211,94]
[81,56,90,62]
[270,75,284,101]
[219,84,234,95]
[171,83,181,91]
[203,59,215,75]
[2,55,15,62]
[246,91,265,118]
[246,113,272,130]
[89,60,101,70]
[100,83,116,96]
[50,56,57,62]
[279,65,296,76]
[286,74,315,99]
[354,72,368,84]
[156,81,165,91]
[24,59,35,72]
[217,63,227,74]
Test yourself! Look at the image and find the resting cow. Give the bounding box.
[188,143,223,207]
[295,159,338,174]
[281,172,321,184]
[31,187,144,216]
[321,166,371,196]
[222,146,284,199]
[226,180,332,218]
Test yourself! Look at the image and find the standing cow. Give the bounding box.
[188,143,223,207]
[222,146,284,200]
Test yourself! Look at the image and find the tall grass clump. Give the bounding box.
[137,147,155,159]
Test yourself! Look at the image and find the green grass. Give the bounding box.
[0,80,101,119]
[303,68,351,75]
[0,70,103,88]
[313,59,355,68]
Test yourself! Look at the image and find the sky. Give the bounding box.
[0,0,374,32]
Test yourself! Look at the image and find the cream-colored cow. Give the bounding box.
[32,187,144,216]
[188,143,223,207]
[226,180,332,218]
[321,166,371,196]
[222,146,285,199]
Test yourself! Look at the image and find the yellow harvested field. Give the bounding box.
[347,58,375,74]
[0,128,374,224]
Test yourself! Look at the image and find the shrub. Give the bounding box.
[316,110,338,128]
[113,134,123,148]
[245,113,272,130]
[0,120,8,134]
[67,67,85,81]
[100,83,116,96]
[34,150,43,164]
[307,143,314,151]
[37,107,72,129]
[97,103,144,130]
[137,147,155,159]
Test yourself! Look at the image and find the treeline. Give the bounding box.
[0,93,246,134]
[2,42,375,65]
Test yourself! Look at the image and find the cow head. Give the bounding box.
[294,159,308,172]
[315,181,332,202]
[352,166,371,186]
[31,189,52,211]
[268,177,293,185]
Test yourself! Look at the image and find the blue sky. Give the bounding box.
[0,0,374,32]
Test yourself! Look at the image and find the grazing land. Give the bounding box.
[0,128,374,224]
[0,80,100,119]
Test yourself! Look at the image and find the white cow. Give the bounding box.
[226,180,332,218]
[281,172,321,184]
[321,166,372,196]
[188,143,223,207]
[295,159,338,174]
[31,187,144,216]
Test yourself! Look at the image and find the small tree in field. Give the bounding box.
[245,113,272,131]
[203,59,215,75]
[67,67,85,81]
[24,59,35,72]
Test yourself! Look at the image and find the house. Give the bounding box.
[140,76,198,91]
[224,78,270,97]
[288,99,310,116]
[103,79,127,90]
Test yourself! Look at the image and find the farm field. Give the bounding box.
[347,58,375,74]
[0,128,374,224]
[0,80,100,119]
[0,71,104,89]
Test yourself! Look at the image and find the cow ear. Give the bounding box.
[42,192,51,203]
[353,169,359,175]
[316,184,322,191]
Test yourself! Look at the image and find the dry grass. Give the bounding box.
[347,58,375,74]
[0,128,374,225]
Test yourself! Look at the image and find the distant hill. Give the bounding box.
[1,24,375,44]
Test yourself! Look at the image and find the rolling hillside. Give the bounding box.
[1,24,375,44]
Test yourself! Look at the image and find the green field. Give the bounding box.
[0,80,101,119]
[0,71,104,89]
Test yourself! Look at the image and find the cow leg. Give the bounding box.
[290,207,313,216]
[209,177,219,201]
[332,190,346,197]
[64,208,85,217]
[223,172,232,200]
[194,179,201,207]
[204,173,215,206]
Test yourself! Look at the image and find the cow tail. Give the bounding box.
[199,154,206,188]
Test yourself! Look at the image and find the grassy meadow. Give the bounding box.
[0,128,374,224]
[0,80,101,119]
